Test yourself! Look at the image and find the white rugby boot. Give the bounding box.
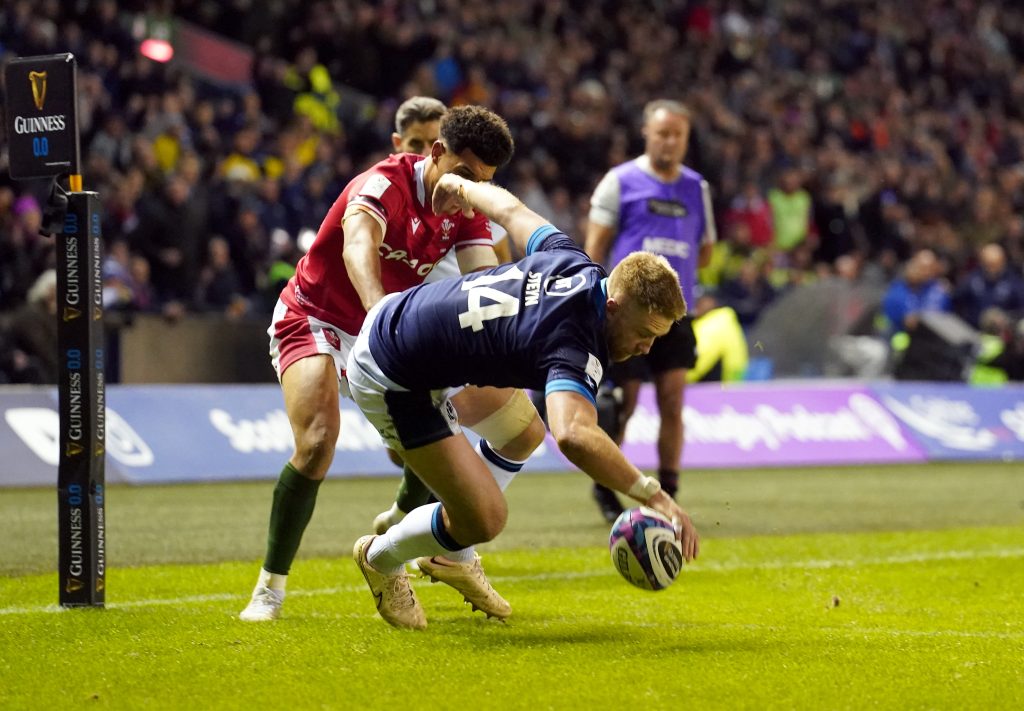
[239,585,284,621]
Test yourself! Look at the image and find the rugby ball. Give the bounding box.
[609,507,683,591]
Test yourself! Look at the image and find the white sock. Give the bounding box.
[477,439,526,492]
[368,503,454,573]
[443,440,527,564]
[257,568,287,594]
[368,441,528,570]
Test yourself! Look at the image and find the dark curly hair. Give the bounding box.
[439,106,514,169]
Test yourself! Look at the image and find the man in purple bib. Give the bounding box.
[585,99,716,522]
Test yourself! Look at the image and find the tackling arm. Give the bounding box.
[432,175,548,257]
[341,209,388,312]
[456,245,500,275]
[545,390,699,561]
[492,235,513,263]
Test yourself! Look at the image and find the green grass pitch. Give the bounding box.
[1,462,1022,709]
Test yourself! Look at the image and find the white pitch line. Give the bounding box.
[2,546,1022,617]
[697,545,1024,572]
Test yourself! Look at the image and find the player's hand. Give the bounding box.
[432,174,475,218]
[647,490,699,563]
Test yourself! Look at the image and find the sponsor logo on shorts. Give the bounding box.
[323,328,341,351]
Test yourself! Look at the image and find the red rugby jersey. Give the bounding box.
[290,153,493,333]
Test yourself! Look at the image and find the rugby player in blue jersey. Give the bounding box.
[240,105,542,623]
[347,174,700,629]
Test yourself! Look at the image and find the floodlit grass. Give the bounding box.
[1,463,1023,709]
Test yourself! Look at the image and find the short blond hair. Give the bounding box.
[607,252,687,320]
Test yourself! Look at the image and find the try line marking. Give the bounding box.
[2,545,1022,618]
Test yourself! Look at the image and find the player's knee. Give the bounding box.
[522,413,547,449]
[496,412,546,461]
[658,405,683,426]
[459,497,507,544]
[292,420,338,478]
[655,378,686,414]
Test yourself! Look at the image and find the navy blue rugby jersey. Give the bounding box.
[367,224,610,404]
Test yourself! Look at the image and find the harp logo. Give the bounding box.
[29,70,47,111]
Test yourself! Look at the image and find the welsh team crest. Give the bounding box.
[440,217,454,240]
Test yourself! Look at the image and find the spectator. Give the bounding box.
[970,307,1014,386]
[719,257,778,329]
[3,0,1024,352]
[195,236,248,317]
[881,248,952,337]
[0,195,51,309]
[128,174,208,306]
[953,243,1024,328]
[217,125,264,183]
[768,165,814,253]
[724,180,773,248]
[1006,319,1024,382]
[1,270,59,384]
[812,179,858,266]
[101,238,137,311]
[687,291,749,383]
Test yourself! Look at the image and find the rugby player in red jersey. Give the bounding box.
[240,105,544,621]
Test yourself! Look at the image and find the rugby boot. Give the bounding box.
[353,535,427,630]
[239,585,284,621]
[416,553,511,620]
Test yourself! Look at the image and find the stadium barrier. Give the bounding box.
[2,381,1023,487]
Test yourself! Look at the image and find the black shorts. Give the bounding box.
[383,389,460,450]
[608,316,697,383]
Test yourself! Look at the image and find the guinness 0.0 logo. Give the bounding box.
[29,70,47,110]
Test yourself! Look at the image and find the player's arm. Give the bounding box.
[492,234,512,263]
[341,208,388,311]
[698,178,717,269]
[584,221,616,265]
[584,171,620,264]
[456,222,510,274]
[545,389,699,561]
[698,242,714,268]
[432,175,547,257]
[455,245,499,275]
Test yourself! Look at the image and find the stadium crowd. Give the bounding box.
[3,0,1024,383]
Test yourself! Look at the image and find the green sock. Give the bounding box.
[394,464,433,513]
[263,463,322,575]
